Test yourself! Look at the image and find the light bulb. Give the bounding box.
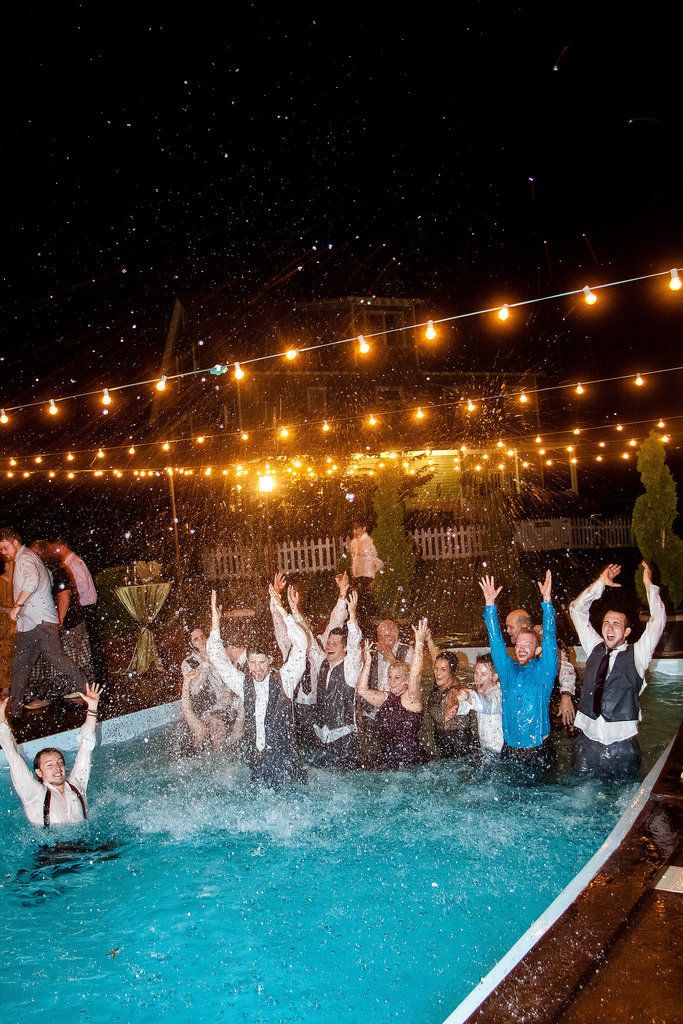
[596,455,603,462]
[670,268,681,291]
[575,383,584,395]
[196,436,205,444]
[622,452,631,460]
[368,414,378,426]
[467,399,476,413]
[48,399,58,415]
[234,363,245,380]
[240,431,249,441]
[534,436,542,444]
[662,434,670,443]
[204,467,212,476]
[358,335,370,354]
[416,407,425,420]
[425,320,437,341]
[497,440,504,448]
[128,446,135,455]
[0,409,8,424]
[519,392,528,404]
[545,459,553,467]
[67,471,74,479]
[497,304,510,322]
[635,373,645,386]
[279,426,289,439]
[598,441,606,448]
[162,441,170,451]
[97,449,105,459]
[539,448,546,455]
[35,456,43,464]
[657,419,665,429]
[583,285,597,305]
[66,452,74,461]
[570,457,578,464]
[102,388,112,406]
[285,349,298,361]
[616,424,623,432]
[573,428,581,435]
[49,470,55,478]
[156,375,167,392]
[322,420,330,432]
[9,457,16,466]
[629,438,637,447]
[566,446,574,453]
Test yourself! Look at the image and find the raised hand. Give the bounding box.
[537,570,552,603]
[287,584,300,611]
[599,563,622,588]
[412,617,429,645]
[81,682,102,712]
[335,571,350,598]
[361,638,372,663]
[268,582,282,606]
[210,590,222,630]
[347,589,359,621]
[479,575,502,606]
[273,571,287,596]
[641,561,653,589]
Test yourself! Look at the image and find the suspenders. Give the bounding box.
[43,782,87,828]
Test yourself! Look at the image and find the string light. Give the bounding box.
[35,456,43,464]
[662,434,670,443]
[570,457,578,464]
[279,426,290,439]
[322,420,331,432]
[368,414,378,426]
[49,470,55,478]
[67,471,74,479]
[155,375,167,392]
[497,440,504,449]
[128,446,135,455]
[657,419,665,429]
[634,373,645,386]
[102,388,112,406]
[9,458,16,466]
[48,399,58,416]
[425,320,437,341]
[670,268,682,291]
[258,475,275,493]
[196,436,205,444]
[583,285,597,305]
[234,363,245,380]
[415,407,425,420]
[545,459,553,466]
[162,441,170,451]
[358,335,370,354]
[519,392,528,404]
[616,424,624,432]
[598,441,606,448]
[285,349,298,361]
[596,455,603,462]
[575,383,585,395]
[628,438,638,447]
[566,446,574,453]
[0,409,8,424]
[622,452,630,460]
[497,304,510,322]
[96,449,105,459]
[466,399,476,413]
[534,435,542,444]
[240,431,249,441]
[94,470,103,477]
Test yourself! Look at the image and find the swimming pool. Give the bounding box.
[2,672,682,1024]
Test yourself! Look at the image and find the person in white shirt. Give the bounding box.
[50,538,103,678]
[0,528,90,718]
[206,587,307,787]
[179,626,243,755]
[348,521,383,621]
[304,590,363,769]
[458,654,504,754]
[569,561,666,776]
[0,683,101,826]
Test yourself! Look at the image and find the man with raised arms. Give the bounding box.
[569,561,666,776]
[0,683,102,826]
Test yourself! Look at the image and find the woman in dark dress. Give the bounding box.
[356,619,428,769]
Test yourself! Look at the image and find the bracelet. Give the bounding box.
[86,710,98,718]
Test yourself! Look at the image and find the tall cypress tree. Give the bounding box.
[632,431,683,606]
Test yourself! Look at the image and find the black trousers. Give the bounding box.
[501,737,553,772]
[574,732,641,777]
[310,732,359,770]
[10,623,89,711]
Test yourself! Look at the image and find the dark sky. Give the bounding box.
[1,4,681,450]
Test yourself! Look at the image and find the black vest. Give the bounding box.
[580,643,642,723]
[369,642,411,688]
[241,668,297,765]
[315,659,356,731]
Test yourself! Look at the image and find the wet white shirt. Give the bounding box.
[569,578,666,744]
[12,545,59,633]
[348,532,384,579]
[464,686,504,753]
[63,551,97,607]
[0,723,95,826]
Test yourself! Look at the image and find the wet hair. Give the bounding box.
[30,539,52,562]
[475,653,494,668]
[33,747,65,773]
[0,527,22,543]
[603,609,631,629]
[327,626,348,646]
[435,651,460,676]
[515,627,538,644]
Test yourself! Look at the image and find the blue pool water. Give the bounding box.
[1,673,682,1024]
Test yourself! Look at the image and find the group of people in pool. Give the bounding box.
[177,560,665,786]
[0,556,666,824]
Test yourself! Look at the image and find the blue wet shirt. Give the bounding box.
[483,602,558,749]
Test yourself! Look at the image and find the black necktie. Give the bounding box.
[592,651,611,718]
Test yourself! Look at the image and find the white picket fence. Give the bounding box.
[203,516,633,581]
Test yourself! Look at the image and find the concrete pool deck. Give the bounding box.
[445,718,683,1024]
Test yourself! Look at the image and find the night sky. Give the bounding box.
[1,5,682,493]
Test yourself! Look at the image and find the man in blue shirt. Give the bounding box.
[479,570,558,769]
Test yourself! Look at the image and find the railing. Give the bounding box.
[203,516,633,580]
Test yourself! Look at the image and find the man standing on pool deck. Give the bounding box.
[0,683,102,825]
[206,586,308,786]
[569,561,666,776]
[479,570,558,768]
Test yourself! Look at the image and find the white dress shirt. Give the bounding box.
[64,551,97,607]
[206,612,307,752]
[348,532,384,579]
[465,686,504,753]
[569,578,666,744]
[0,723,95,826]
[306,620,363,742]
[180,655,238,715]
[12,545,59,632]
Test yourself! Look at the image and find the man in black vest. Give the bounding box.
[569,561,666,776]
[206,588,307,787]
[307,590,363,768]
